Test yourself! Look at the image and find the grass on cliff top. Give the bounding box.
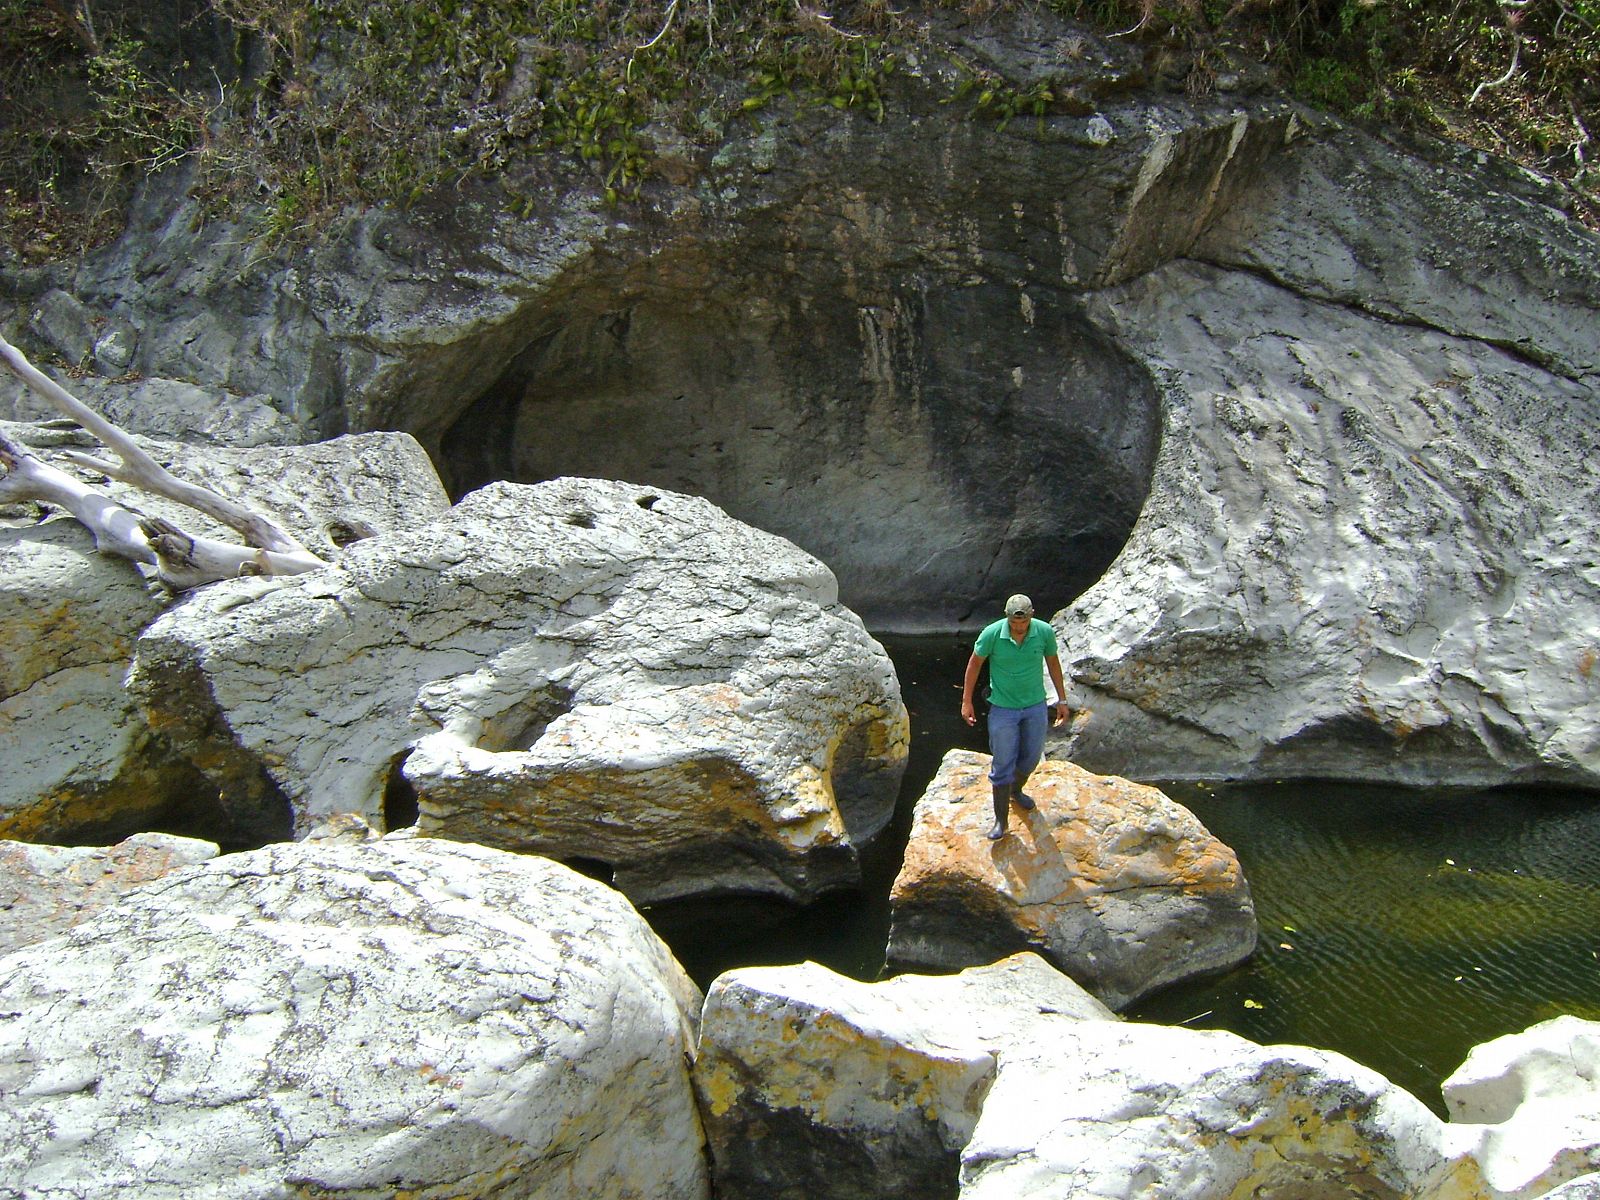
[1,0,1596,263]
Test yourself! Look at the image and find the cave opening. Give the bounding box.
[440,270,1160,631]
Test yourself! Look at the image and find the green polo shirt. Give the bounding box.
[974,617,1057,709]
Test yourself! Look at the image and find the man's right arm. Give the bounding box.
[961,653,984,726]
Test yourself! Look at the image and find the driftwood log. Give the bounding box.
[0,333,326,589]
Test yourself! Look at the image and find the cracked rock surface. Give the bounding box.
[694,953,1114,1200]
[0,836,709,1199]
[1054,254,1600,788]
[131,477,909,907]
[0,832,219,956]
[0,426,450,845]
[695,954,1499,1200]
[886,750,1255,1008]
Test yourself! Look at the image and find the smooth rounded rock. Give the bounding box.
[0,837,709,1200]
[887,750,1256,1008]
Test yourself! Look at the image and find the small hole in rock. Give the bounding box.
[326,520,374,549]
[565,510,596,528]
[481,685,577,752]
[637,494,660,510]
[383,754,420,831]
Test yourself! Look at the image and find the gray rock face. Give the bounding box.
[131,477,909,906]
[5,6,1596,783]
[0,837,709,1200]
[1052,257,1600,787]
[0,370,302,447]
[0,423,450,845]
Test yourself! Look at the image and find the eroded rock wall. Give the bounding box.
[3,6,1595,785]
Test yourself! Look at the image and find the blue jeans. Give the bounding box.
[987,702,1048,788]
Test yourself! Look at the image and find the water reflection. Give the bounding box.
[1135,779,1600,1113]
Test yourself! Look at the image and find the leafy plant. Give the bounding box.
[1,0,1595,262]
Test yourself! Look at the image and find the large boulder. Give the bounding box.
[0,423,450,845]
[131,477,909,906]
[0,836,709,1200]
[1054,250,1600,789]
[1443,1015,1600,1196]
[695,954,1490,1200]
[886,750,1256,1008]
[694,953,1114,1200]
[0,832,219,956]
[959,1019,1487,1200]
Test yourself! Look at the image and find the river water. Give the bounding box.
[659,633,1600,1116]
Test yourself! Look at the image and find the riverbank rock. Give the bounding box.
[0,837,709,1200]
[960,1019,1487,1200]
[694,953,1114,1200]
[0,424,450,846]
[131,477,908,907]
[6,5,1595,781]
[1442,1015,1600,1197]
[1054,186,1600,788]
[695,954,1487,1200]
[886,750,1255,1009]
[0,832,219,956]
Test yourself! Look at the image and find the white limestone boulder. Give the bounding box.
[1057,258,1600,789]
[0,508,172,843]
[0,836,709,1200]
[1443,1015,1600,1197]
[0,832,219,956]
[695,954,1488,1200]
[130,477,909,906]
[694,953,1114,1200]
[887,750,1256,1008]
[0,423,449,845]
[960,1019,1486,1200]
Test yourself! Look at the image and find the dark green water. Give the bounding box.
[659,634,1600,1115]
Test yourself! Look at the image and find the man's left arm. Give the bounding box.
[1046,655,1071,726]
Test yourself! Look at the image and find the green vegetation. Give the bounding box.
[2,0,1595,261]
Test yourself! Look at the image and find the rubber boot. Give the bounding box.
[1011,774,1036,812]
[1012,772,1036,811]
[986,785,1009,840]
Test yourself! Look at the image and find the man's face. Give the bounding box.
[1007,612,1032,634]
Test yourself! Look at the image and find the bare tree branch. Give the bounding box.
[1469,33,1522,107]
[0,331,317,557]
[0,332,328,588]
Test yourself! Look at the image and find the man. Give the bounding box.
[961,594,1071,840]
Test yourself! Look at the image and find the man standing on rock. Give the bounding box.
[961,594,1071,840]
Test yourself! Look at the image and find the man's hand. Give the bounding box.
[1051,701,1070,727]
[961,697,977,726]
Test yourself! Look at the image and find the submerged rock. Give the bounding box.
[0,837,709,1200]
[132,478,908,907]
[886,750,1255,1008]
